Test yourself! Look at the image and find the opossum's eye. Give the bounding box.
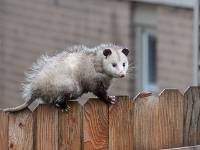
[112,63,117,67]
[123,63,126,67]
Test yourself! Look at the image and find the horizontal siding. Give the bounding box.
[0,0,130,36]
[157,6,194,93]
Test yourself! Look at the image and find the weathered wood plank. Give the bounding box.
[34,105,58,150]
[183,86,200,146]
[162,145,200,150]
[0,110,8,150]
[8,108,33,150]
[158,89,183,149]
[59,101,83,150]
[133,93,159,150]
[84,98,108,150]
[109,96,134,150]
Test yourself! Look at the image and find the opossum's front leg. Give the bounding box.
[93,84,115,104]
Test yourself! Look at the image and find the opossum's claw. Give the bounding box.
[65,105,70,112]
[54,103,60,109]
[109,96,116,104]
[61,108,70,112]
[61,105,70,112]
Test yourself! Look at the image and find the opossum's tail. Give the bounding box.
[3,85,41,113]
[3,98,35,113]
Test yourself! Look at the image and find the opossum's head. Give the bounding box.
[103,48,129,78]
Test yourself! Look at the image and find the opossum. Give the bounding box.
[3,43,129,112]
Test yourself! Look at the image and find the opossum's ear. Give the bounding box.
[122,48,129,56]
[103,49,112,58]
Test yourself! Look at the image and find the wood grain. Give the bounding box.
[2,90,200,149]
[109,96,134,150]
[8,108,33,150]
[183,86,200,146]
[133,93,159,150]
[0,110,8,150]
[59,101,83,150]
[162,145,200,150]
[34,105,58,150]
[84,98,108,150]
[158,89,183,149]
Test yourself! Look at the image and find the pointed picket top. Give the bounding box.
[158,88,183,97]
[8,108,33,150]
[183,86,200,146]
[184,86,200,94]
[133,92,158,107]
[134,92,154,99]
[0,109,8,150]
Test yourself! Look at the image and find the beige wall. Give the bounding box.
[133,3,194,95]
[157,6,194,93]
[0,0,133,108]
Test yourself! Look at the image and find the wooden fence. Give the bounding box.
[0,86,200,150]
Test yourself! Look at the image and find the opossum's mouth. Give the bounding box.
[107,72,126,78]
[119,73,125,78]
[120,74,125,78]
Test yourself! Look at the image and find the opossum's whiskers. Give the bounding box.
[126,72,138,79]
[126,61,140,79]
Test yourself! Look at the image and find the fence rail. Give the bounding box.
[0,86,200,150]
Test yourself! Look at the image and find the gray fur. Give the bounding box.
[3,43,129,112]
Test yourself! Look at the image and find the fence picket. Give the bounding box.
[109,96,134,150]
[158,89,183,149]
[184,87,200,146]
[8,108,33,150]
[34,105,58,150]
[133,93,159,149]
[59,101,83,150]
[0,110,8,150]
[84,98,109,150]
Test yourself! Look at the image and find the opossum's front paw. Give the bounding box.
[108,96,116,104]
[61,105,70,112]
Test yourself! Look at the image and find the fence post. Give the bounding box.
[84,98,108,150]
[0,110,8,150]
[109,96,134,150]
[59,101,83,150]
[132,93,159,150]
[8,108,33,150]
[34,105,58,150]
[184,86,200,146]
[158,89,183,149]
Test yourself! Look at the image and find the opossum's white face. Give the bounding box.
[103,48,129,78]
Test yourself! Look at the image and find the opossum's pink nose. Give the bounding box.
[119,73,125,78]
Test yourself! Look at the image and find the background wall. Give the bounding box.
[0,0,133,108]
[0,0,195,109]
[157,6,194,92]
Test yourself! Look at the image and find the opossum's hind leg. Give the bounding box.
[53,94,72,111]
